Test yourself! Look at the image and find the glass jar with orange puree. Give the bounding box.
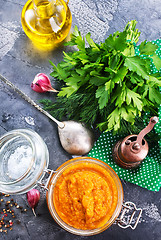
[47,157,124,235]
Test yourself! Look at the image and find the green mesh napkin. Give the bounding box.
[88,39,161,192]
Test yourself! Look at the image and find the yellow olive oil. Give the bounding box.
[21,0,72,50]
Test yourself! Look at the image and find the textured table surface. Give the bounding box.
[0,0,161,239]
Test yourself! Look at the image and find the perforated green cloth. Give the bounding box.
[88,40,161,192]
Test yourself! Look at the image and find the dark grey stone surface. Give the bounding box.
[0,0,161,239]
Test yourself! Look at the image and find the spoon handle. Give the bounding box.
[0,74,64,129]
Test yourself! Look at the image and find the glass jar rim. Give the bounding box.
[0,130,35,185]
[0,128,49,194]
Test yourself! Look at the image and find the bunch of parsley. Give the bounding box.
[42,20,161,135]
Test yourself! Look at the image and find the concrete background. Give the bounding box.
[0,0,161,239]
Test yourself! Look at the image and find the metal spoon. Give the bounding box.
[0,74,94,155]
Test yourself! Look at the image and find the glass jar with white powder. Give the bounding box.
[0,129,49,194]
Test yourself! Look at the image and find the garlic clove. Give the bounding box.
[27,189,40,217]
[31,73,58,93]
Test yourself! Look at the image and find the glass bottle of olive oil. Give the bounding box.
[21,0,72,50]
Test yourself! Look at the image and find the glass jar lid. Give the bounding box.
[0,129,49,194]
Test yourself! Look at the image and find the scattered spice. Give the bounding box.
[16,220,21,224]
[0,192,28,234]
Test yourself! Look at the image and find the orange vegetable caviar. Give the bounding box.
[53,162,118,230]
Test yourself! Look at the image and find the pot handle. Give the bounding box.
[37,169,57,191]
[116,201,142,230]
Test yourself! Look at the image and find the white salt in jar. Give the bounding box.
[0,129,49,194]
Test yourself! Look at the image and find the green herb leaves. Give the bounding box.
[49,20,161,134]
[124,56,150,80]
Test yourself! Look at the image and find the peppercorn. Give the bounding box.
[0,192,29,234]
[16,220,21,224]
[9,221,13,226]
